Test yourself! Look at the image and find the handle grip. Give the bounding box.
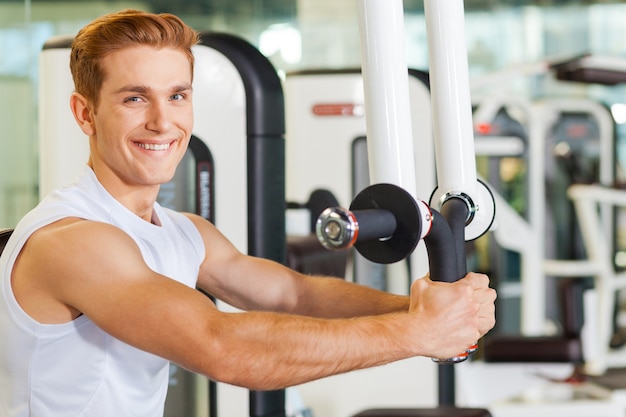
[426,198,475,364]
[316,207,396,250]
[316,183,428,264]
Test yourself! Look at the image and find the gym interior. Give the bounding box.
[4,0,626,416]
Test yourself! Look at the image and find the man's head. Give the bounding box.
[70,9,199,108]
[68,10,198,198]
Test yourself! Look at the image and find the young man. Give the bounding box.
[0,9,496,417]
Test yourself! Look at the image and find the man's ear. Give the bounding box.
[70,92,95,136]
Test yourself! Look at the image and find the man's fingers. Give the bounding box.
[465,272,491,289]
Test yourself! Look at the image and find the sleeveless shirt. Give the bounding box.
[0,166,205,417]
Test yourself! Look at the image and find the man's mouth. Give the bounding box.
[135,142,172,151]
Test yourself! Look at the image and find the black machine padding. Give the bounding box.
[352,407,492,417]
[0,229,12,256]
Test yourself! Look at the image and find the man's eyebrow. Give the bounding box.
[114,85,150,95]
[172,83,193,93]
[113,83,193,95]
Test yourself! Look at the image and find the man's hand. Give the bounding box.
[408,272,496,360]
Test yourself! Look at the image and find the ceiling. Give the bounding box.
[16,0,626,18]
[152,0,626,15]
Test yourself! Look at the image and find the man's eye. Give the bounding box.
[125,96,142,103]
[171,93,185,101]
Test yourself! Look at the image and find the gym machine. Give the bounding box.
[284,67,433,293]
[457,57,626,417]
[315,0,495,415]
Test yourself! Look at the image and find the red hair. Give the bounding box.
[70,9,199,106]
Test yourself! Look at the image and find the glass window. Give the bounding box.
[4,0,626,228]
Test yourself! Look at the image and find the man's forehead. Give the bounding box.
[100,46,193,89]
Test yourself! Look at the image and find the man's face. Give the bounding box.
[86,45,194,191]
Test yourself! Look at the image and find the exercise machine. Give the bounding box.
[315,0,495,415]
[457,57,626,417]
[284,67,433,292]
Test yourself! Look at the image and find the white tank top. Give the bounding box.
[0,166,205,417]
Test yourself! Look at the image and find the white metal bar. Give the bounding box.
[423,0,477,197]
[357,0,417,198]
[522,102,547,335]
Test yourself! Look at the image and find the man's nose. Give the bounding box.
[145,101,173,132]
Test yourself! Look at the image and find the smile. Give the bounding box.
[135,142,172,151]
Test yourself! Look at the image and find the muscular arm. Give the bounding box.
[12,216,495,391]
[187,213,409,318]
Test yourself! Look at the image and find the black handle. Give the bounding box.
[425,198,468,282]
[315,183,423,264]
[423,197,472,406]
[352,209,397,242]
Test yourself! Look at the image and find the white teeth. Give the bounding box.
[137,142,171,151]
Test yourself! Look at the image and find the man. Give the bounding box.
[0,9,496,417]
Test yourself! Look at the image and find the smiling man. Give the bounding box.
[0,9,496,417]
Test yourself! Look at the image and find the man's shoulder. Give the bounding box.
[29,218,128,253]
